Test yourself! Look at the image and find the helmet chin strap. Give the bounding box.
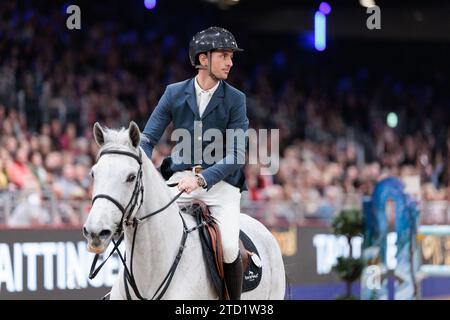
[196,51,220,82]
[206,51,220,82]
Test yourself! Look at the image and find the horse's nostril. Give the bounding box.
[83,226,89,237]
[99,229,112,238]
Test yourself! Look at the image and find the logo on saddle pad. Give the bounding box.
[245,270,260,282]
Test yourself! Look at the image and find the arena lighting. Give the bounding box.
[314,3,331,51]
[359,0,376,8]
[144,0,157,10]
[314,12,326,51]
[319,2,331,15]
[387,112,398,128]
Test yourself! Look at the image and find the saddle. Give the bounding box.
[181,199,263,300]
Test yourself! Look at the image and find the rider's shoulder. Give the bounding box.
[223,81,245,100]
[166,79,192,93]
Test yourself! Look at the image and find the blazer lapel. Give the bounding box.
[201,81,224,120]
[184,78,200,119]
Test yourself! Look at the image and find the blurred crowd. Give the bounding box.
[1,1,450,227]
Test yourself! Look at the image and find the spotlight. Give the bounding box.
[387,112,398,128]
[144,0,157,10]
[319,2,331,15]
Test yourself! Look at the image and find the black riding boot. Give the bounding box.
[224,253,243,300]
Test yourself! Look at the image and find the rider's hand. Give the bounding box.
[177,176,200,194]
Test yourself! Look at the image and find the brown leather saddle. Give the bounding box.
[180,199,262,300]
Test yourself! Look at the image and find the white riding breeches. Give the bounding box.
[167,171,241,263]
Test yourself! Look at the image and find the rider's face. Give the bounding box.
[200,49,234,80]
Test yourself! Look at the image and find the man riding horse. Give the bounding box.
[140,27,248,299]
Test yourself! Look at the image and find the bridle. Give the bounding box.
[91,149,145,234]
[88,148,205,300]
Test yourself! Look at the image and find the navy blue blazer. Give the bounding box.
[141,78,249,192]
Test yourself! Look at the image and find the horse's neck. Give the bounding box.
[124,154,184,295]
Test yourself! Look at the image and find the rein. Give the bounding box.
[88,148,202,300]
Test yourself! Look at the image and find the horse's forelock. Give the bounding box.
[100,127,136,150]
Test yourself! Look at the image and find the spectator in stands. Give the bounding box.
[74,162,91,190]
[6,146,40,190]
[0,157,8,191]
[53,163,86,200]
[245,164,272,201]
[7,188,51,227]
[59,122,77,151]
[30,151,48,190]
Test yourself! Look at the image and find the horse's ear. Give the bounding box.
[93,122,105,146]
[128,121,141,149]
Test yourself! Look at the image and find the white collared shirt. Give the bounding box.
[194,76,220,117]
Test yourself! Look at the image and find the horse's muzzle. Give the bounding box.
[83,226,113,254]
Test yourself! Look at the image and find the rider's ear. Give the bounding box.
[128,121,141,149]
[93,122,105,147]
[199,53,208,67]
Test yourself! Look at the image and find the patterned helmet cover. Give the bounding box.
[189,26,243,66]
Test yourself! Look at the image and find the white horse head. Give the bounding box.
[83,121,143,254]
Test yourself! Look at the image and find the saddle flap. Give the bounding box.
[188,200,263,298]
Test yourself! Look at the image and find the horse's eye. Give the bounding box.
[90,170,94,179]
[126,174,136,183]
